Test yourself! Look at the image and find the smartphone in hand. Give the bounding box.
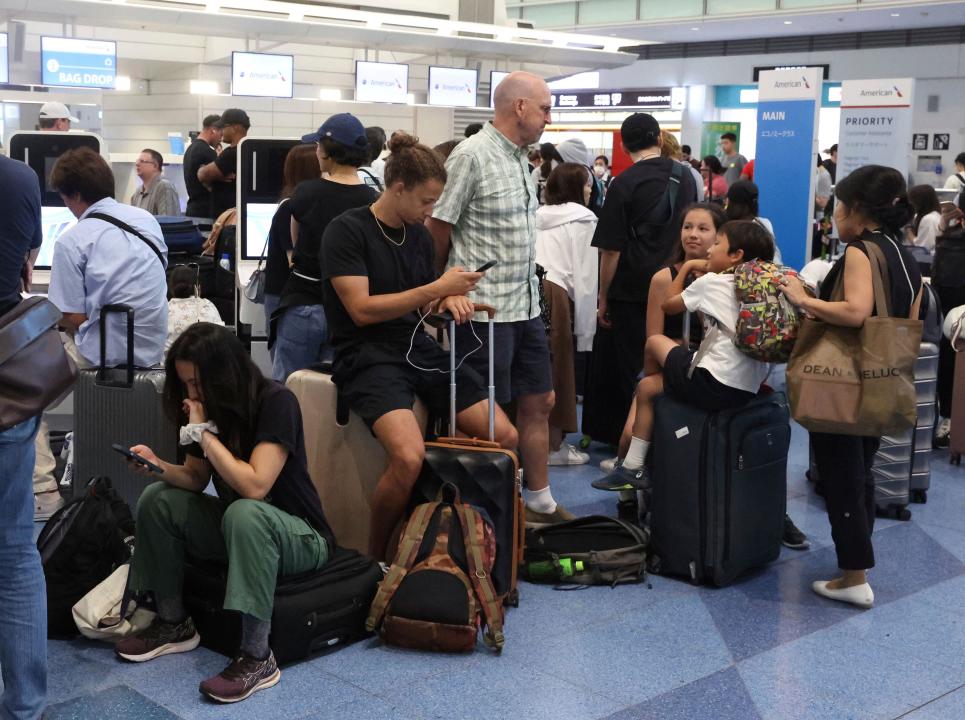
[111,443,164,474]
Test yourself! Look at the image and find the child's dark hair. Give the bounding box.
[720,220,774,263]
[168,265,199,300]
[666,202,728,266]
[833,164,911,236]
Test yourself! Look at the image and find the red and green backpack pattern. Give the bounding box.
[731,260,801,363]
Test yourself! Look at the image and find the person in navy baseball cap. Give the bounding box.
[301,113,368,150]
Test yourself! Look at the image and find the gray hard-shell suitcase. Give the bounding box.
[648,391,790,587]
[808,341,938,518]
[73,304,178,509]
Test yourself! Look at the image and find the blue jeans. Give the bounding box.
[271,304,332,382]
[0,416,45,720]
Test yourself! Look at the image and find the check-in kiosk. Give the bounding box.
[236,136,300,375]
[7,131,107,282]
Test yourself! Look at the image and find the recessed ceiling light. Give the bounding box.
[890,12,900,16]
[783,20,793,24]
[691,26,699,30]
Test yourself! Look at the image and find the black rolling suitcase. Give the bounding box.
[648,392,790,587]
[408,310,524,605]
[183,546,382,666]
[73,305,177,509]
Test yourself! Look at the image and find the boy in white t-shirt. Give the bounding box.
[596,220,774,491]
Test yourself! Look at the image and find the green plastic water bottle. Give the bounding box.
[526,557,585,580]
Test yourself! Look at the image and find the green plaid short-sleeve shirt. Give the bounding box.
[432,123,539,322]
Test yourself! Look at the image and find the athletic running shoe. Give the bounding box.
[548,443,590,466]
[199,651,281,703]
[599,456,619,473]
[591,464,650,492]
[115,616,200,663]
[935,417,951,448]
[782,514,810,550]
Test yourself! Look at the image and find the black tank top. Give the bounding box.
[820,230,922,317]
[662,266,703,346]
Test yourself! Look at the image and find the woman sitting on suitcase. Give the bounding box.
[115,322,335,704]
[595,220,774,492]
[321,131,518,561]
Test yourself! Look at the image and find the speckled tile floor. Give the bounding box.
[17,416,965,720]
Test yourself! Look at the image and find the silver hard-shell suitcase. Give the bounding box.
[73,304,178,509]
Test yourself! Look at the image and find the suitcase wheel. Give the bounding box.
[912,489,928,504]
[951,453,962,466]
[504,589,519,608]
[895,507,912,522]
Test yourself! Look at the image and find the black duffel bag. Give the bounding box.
[932,229,965,288]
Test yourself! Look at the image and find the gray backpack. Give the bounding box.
[522,516,648,586]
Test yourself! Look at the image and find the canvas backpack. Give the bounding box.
[37,476,135,637]
[729,260,802,363]
[522,516,648,587]
[365,483,505,653]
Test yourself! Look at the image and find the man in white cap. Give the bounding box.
[38,102,78,131]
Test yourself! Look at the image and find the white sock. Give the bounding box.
[623,437,650,471]
[524,486,557,514]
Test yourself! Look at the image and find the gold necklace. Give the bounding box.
[371,207,406,246]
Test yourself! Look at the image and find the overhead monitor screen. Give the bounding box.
[490,71,509,108]
[232,52,293,98]
[41,37,116,89]
[244,203,277,259]
[0,33,8,84]
[36,206,78,269]
[355,61,408,104]
[428,66,478,108]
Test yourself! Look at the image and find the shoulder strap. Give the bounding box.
[365,501,438,632]
[86,213,166,269]
[957,173,965,184]
[254,198,288,269]
[451,502,505,652]
[863,241,893,318]
[632,162,684,238]
[359,168,384,192]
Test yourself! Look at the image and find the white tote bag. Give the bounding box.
[72,564,156,640]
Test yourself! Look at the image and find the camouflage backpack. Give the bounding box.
[365,483,505,653]
[730,260,801,363]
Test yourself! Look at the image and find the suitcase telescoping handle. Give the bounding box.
[448,303,497,442]
[97,303,135,389]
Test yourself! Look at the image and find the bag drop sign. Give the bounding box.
[41,37,117,89]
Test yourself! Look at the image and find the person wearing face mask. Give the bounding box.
[535,163,599,466]
[593,155,611,188]
[270,114,379,381]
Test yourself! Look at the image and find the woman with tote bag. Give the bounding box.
[781,165,923,609]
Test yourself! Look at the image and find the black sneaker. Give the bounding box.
[782,514,810,550]
[591,464,651,492]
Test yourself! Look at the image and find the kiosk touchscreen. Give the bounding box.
[8,130,105,269]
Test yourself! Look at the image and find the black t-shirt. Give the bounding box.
[183,139,217,218]
[592,157,697,304]
[0,156,42,312]
[322,206,435,363]
[209,145,238,220]
[280,180,378,307]
[186,381,334,546]
[820,230,922,317]
[265,199,293,296]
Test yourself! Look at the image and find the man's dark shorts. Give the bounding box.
[454,317,552,405]
[337,334,488,429]
[661,345,755,413]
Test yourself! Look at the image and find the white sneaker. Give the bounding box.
[599,456,619,473]
[35,491,65,523]
[936,417,951,445]
[548,443,590,466]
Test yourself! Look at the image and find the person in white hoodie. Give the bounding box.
[535,162,599,466]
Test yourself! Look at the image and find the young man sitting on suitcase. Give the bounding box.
[596,220,776,491]
[322,132,519,561]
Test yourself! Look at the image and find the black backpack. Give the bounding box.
[37,477,135,637]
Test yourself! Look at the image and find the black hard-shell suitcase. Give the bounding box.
[409,310,524,605]
[183,546,381,666]
[649,392,790,587]
[73,305,178,510]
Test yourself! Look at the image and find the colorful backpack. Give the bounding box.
[730,260,801,363]
[365,483,505,653]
